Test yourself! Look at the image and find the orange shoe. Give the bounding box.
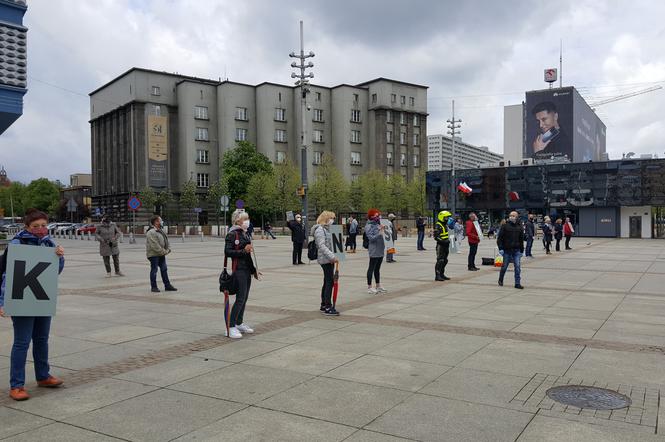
[37,376,63,388]
[9,387,30,401]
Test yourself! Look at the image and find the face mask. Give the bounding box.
[31,227,48,238]
[242,220,250,230]
[371,215,380,222]
[328,219,335,225]
[295,217,301,222]
[509,216,517,223]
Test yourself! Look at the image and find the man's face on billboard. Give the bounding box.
[535,110,558,133]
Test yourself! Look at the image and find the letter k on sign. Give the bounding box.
[12,260,51,300]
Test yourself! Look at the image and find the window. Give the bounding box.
[386,151,394,165]
[275,129,287,142]
[196,173,209,188]
[313,151,324,165]
[400,132,406,145]
[351,151,361,165]
[413,134,420,145]
[151,86,160,96]
[413,114,420,126]
[351,109,361,123]
[315,92,321,101]
[235,128,248,141]
[413,154,420,167]
[400,153,407,166]
[386,131,394,143]
[313,129,324,143]
[353,93,359,102]
[276,151,286,164]
[278,92,282,102]
[371,93,377,104]
[150,104,161,116]
[196,127,209,141]
[274,108,286,121]
[313,109,323,122]
[400,95,406,105]
[386,110,392,123]
[400,112,407,125]
[391,93,396,103]
[196,149,209,164]
[235,107,248,121]
[351,130,361,143]
[409,97,415,106]
[194,106,208,120]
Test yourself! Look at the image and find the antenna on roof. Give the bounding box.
[224,65,228,81]
[559,39,563,88]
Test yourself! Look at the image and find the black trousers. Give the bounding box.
[565,235,572,249]
[468,243,478,269]
[292,241,304,264]
[367,257,383,285]
[436,240,450,276]
[555,236,562,251]
[320,263,334,309]
[349,233,357,250]
[545,238,552,253]
[103,254,120,273]
[230,268,252,327]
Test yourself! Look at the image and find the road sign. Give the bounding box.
[329,225,346,261]
[236,199,244,209]
[220,195,230,207]
[194,207,202,213]
[66,198,78,212]
[127,196,142,211]
[3,244,59,316]
[220,206,229,212]
[95,207,101,216]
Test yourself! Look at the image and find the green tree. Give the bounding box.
[180,180,199,225]
[245,172,277,229]
[139,186,158,213]
[387,174,408,215]
[408,168,427,216]
[348,178,363,213]
[157,189,174,220]
[273,161,301,221]
[206,179,228,232]
[0,182,27,217]
[309,157,349,215]
[25,178,60,214]
[357,169,389,213]
[221,141,273,204]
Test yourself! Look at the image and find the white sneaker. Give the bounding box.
[237,324,254,334]
[105,272,112,278]
[367,287,378,294]
[376,286,387,293]
[226,327,243,339]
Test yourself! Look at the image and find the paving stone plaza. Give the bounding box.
[1,235,665,441]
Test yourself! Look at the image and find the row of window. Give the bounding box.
[371,93,416,107]
[386,131,420,145]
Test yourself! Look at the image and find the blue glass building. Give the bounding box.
[0,0,26,135]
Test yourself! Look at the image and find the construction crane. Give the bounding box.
[590,85,662,110]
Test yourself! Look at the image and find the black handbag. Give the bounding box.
[219,231,240,295]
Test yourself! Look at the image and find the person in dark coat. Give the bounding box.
[287,214,306,265]
[416,216,426,251]
[524,213,535,258]
[497,211,525,289]
[542,216,553,254]
[554,218,564,252]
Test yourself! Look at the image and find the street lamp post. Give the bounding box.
[290,20,314,234]
[446,100,462,216]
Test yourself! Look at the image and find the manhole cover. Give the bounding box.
[546,385,632,410]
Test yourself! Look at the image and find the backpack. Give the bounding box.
[362,231,369,249]
[307,226,319,261]
[0,238,28,278]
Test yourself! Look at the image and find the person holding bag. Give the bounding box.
[224,210,258,338]
[563,217,574,250]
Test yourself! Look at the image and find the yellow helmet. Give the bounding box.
[437,210,452,222]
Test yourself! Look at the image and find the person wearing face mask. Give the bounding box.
[364,208,386,294]
[95,216,123,277]
[0,208,65,401]
[312,211,340,315]
[224,209,259,337]
[287,213,306,265]
[496,211,525,289]
[524,213,536,258]
[347,215,358,253]
[146,215,177,293]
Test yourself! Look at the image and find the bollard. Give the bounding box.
[129,231,136,244]
[119,232,124,244]
[182,232,185,243]
[200,232,204,242]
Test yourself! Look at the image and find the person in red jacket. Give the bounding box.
[563,217,574,250]
[465,213,480,271]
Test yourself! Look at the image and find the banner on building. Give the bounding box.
[148,114,168,187]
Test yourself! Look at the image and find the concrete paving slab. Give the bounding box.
[113,355,230,387]
[344,430,413,442]
[298,318,356,330]
[511,323,597,339]
[70,324,172,345]
[299,329,400,354]
[48,343,150,370]
[340,322,421,338]
[245,344,362,375]
[169,362,312,405]
[0,406,53,439]
[366,393,534,442]
[566,348,665,387]
[64,389,246,442]
[193,338,288,363]
[0,422,124,441]
[174,406,356,442]
[123,330,214,351]
[249,325,332,344]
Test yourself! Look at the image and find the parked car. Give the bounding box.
[54,223,75,232]
[76,224,97,234]
[0,223,22,233]
[47,222,58,230]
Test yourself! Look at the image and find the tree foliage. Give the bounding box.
[356,169,389,213]
[221,141,273,204]
[273,161,301,219]
[139,186,158,213]
[25,178,60,214]
[386,174,408,215]
[180,180,199,224]
[309,156,349,215]
[245,172,277,222]
[205,179,228,228]
[0,182,27,217]
[408,168,427,216]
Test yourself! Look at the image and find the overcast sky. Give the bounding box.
[1,0,664,183]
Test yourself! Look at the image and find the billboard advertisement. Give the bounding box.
[572,88,606,162]
[148,114,168,187]
[525,87,574,161]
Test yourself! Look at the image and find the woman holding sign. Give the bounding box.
[0,208,65,401]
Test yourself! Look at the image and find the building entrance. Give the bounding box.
[629,216,642,238]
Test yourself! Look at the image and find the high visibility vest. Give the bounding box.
[435,221,449,241]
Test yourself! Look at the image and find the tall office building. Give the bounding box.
[427,134,503,171]
[89,68,428,221]
[0,0,27,134]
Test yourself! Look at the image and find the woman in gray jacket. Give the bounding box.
[95,217,123,277]
[312,210,339,316]
[365,208,386,294]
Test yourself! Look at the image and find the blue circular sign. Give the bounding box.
[128,196,142,211]
[235,199,244,209]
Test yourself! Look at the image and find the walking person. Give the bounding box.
[95,216,124,277]
[524,213,536,258]
[224,209,259,337]
[312,211,340,315]
[347,215,358,253]
[146,215,177,293]
[365,208,387,294]
[564,217,574,250]
[434,210,452,281]
[497,211,525,289]
[453,217,465,254]
[386,213,397,263]
[542,216,553,255]
[554,218,563,252]
[416,215,426,251]
[1,208,65,401]
[287,213,306,265]
[465,212,480,271]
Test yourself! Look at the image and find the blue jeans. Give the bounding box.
[525,237,534,257]
[417,230,425,250]
[148,256,171,288]
[499,250,522,286]
[11,316,52,388]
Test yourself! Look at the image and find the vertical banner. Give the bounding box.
[380,219,395,254]
[329,225,345,261]
[148,114,168,187]
[4,244,59,316]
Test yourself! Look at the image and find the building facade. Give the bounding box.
[427,134,503,171]
[89,68,428,221]
[427,158,665,238]
[0,0,27,135]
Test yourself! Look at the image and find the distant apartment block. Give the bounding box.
[427,134,503,171]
